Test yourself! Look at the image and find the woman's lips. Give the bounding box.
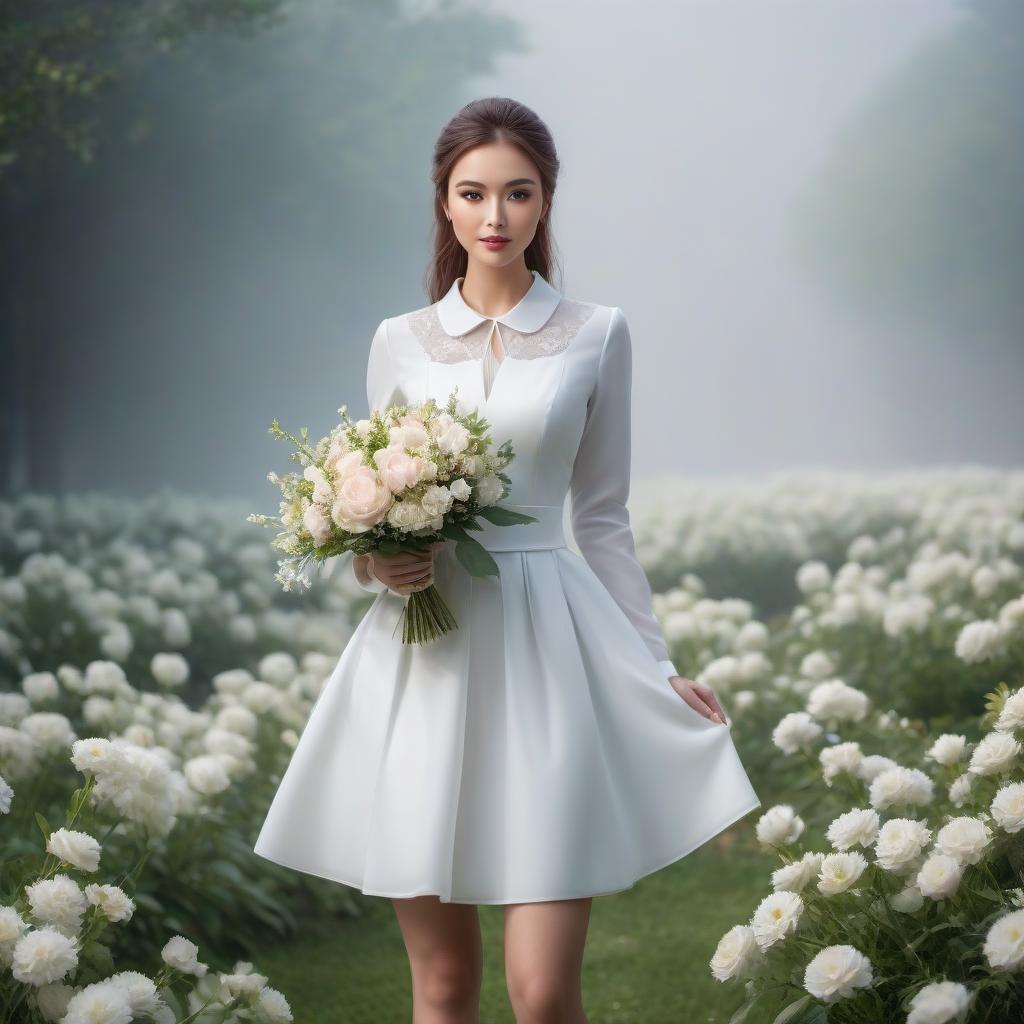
[480,237,510,249]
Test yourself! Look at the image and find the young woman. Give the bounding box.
[255,96,761,1023]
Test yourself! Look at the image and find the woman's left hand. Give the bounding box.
[668,675,727,725]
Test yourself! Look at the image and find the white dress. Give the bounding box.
[253,270,762,904]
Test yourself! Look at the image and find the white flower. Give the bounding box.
[803,944,873,1003]
[995,689,1024,732]
[750,891,804,950]
[772,852,824,893]
[826,808,880,851]
[151,652,189,688]
[106,970,165,1019]
[474,474,503,506]
[0,905,30,968]
[983,908,1024,970]
[448,477,472,501]
[46,828,101,873]
[868,766,935,811]
[258,652,298,687]
[25,874,88,937]
[998,596,1024,633]
[35,981,75,1022]
[254,985,294,1022]
[184,755,232,796]
[857,754,900,782]
[969,731,1021,776]
[916,853,964,901]
[772,711,823,754]
[874,818,933,875]
[62,979,133,1024]
[926,735,968,767]
[10,926,79,986]
[799,650,835,680]
[22,672,60,703]
[819,742,863,786]
[933,817,992,865]
[0,773,12,814]
[84,884,135,923]
[906,979,973,1024]
[19,712,76,755]
[817,851,868,895]
[806,679,870,723]
[949,773,974,807]
[991,782,1024,833]
[796,561,831,594]
[162,935,208,976]
[709,923,762,982]
[955,620,1007,663]
[755,805,806,848]
[889,885,925,914]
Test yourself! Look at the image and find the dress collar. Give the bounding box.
[436,269,562,337]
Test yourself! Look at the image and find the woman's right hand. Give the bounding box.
[357,542,445,596]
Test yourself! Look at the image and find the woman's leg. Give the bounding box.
[503,897,592,1024]
[391,895,483,1024]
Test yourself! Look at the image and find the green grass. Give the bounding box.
[250,822,772,1024]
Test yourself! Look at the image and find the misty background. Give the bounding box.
[2,0,1021,506]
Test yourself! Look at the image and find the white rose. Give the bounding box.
[873,818,933,875]
[449,478,472,501]
[817,851,868,896]
[933,816,992,865]
[983,908,1024,970]
[825,808,879,851]
[969,731,1021,776]
[927,734,968,767]
[709,924,762,981]
[750,891,804,950]
[906,980,973,1024]
[46,828,101,873]
[755,805,806,848]
[916,853,964,901]
[474,474,504,507]
[991,781,1024,833]
[803,945,873,1003]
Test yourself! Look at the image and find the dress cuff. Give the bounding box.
[658,659,679,679]
[352,555,388,594]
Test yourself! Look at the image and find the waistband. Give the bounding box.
[470,503,567,552]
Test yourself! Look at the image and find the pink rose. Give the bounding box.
[331,449,366,481]
[374,446,427,495]
[332,466,392,532]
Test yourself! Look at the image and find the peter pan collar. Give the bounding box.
[436,269,562,337]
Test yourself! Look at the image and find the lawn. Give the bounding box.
[250,820,769,1023]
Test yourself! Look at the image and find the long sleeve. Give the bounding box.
[569,307,678,679]
[352,318,399,594]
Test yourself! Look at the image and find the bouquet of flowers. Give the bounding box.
[247,388,537,644]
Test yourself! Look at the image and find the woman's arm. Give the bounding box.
[569,307,679,679]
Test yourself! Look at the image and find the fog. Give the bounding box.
[3,0,1019,502]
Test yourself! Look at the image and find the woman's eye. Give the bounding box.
[458,190,532,201]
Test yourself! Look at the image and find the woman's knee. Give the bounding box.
[415,951,482,1010]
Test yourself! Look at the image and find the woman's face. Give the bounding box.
[443,140,547,271]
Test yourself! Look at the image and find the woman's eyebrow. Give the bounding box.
[454,178,537,188]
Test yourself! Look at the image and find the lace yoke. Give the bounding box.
[407,297,598,364]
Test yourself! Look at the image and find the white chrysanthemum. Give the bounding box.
[857,754,900,783]
[796,561,831,594]
[712,925,761,978]
[242,681,283,716]
[817,851,868,896]
[25,874,87,937]
[212,669,254,696]
[990,782,1024,833]
[254,986,293,1022]
[214,705,258,738]
[0,905,30,968]
[806,679,870,723]
[0,773,12,814]
[106,970,164,1018]
[10,926,79,985]
[995,689,1024,732]
[826,808,880,851]
[983,908,1024,970]
[19,712,76,755]
[998,596,1024,633]
[819,742,863,786]
[949,773,974,807]
[888,885,925,914]
[799,650,835,681]
[62,979,132,1024]
[803,944,873,1003]
[35,981,75,1022]
[87,743,182,837]
[0,691,32,726]
[220,966,269,1000]
[955,620,1007,663]
[868,766,935,811]
[162,935,208,976]
[184,754,232,796]
[203,727,252,761]
[927,734,968,767]
[916,853,964,901]
[874,818,933,875]
[258,652,298,687]
[906,979,973,1024]
[772,711,823,754]
[734,621,768,652]
[84,884,135,923]
[883,595,935,637]
[933,816,992,865]
[750,891,804,950]
[755,805,806,848]
[968,731,1021,777]
[22,672,60,704]
[46,828,101,873]
[151,653,189,688]
[772,851,824,893]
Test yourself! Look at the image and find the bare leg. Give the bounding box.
[504,897,592,1024]
[391,895,483,1024]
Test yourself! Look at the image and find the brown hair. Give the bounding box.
[425,97,561,303]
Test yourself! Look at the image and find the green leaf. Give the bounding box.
[454,537,499,577]
[774,994,814,1023]
[476,504,540,526]
[34,812,52,843]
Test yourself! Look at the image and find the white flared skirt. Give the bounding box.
[253,545,762,904]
